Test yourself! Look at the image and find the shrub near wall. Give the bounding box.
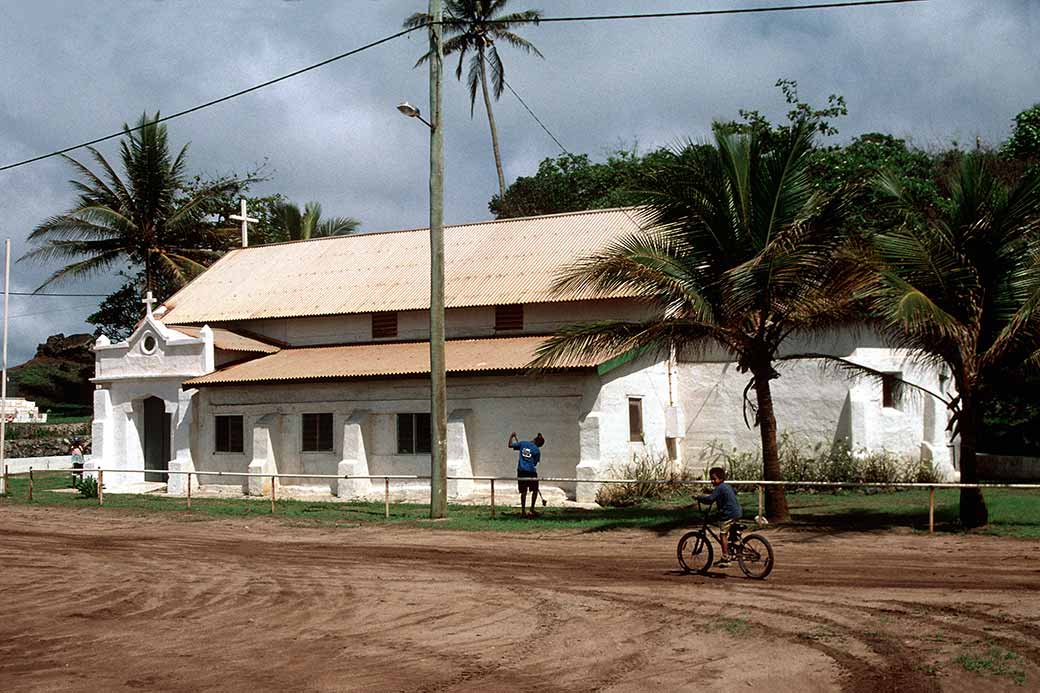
[596,454,697,507]
[699,433,943,487]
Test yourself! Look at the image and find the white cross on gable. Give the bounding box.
[230,198,259,248]
[142,290,156,316]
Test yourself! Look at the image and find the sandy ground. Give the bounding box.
[0,505,1038,692]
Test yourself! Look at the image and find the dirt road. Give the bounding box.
[1,506,1037,692]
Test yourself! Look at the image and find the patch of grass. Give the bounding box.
[4,472,1039,538]
[955,642,1026,686]
[708,617,753,637]
[785,488,1040,537]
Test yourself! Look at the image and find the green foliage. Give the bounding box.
[956,643,1026,686]
[7,471,1040,537]
[72,475,99,499]
[86,268,177,341]
[717,78,848,148]
[8,362,94,412]
[810,132,940,230]
[594,453,697,507]
[699,434,944,486]
[1002,103,1040,161]
[405,0,544,197]
[21,112,253,292]
[871,152,1040,526]
[490,146,674,218]
[268,200,360,241]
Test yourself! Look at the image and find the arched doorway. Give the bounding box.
[142,396,171,482]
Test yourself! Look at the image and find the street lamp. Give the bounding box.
[398,0,447,519]
[396,102,433,129]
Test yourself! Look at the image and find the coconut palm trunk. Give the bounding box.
[752,365,791,522]
[478,53,507,199]
[955,389,988,527]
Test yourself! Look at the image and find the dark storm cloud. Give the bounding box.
[0,0,1036,363]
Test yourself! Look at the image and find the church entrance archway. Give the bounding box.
[142,396,171,482]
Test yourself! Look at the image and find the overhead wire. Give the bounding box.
[496,0,926,24]
[0,24,427,173]
[0,0,927,174]
[8,291,110,297]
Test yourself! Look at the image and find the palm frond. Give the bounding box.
[31,249,126,289]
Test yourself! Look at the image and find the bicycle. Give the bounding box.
[676,500,775,579]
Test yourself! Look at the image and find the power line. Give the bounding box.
[7,303,99,320]
[506,0,927,24]
[501,76,570,156]
[8,291,109,297]
[0,0,927,174]
[0,24,427,173]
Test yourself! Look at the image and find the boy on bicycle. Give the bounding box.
[696,466,742,566]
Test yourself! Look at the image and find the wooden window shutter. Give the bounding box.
[495,304,524,331]
[372,312,398,339]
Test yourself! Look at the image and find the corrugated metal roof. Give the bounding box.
[161,207,644,324]
[167,326,281,354]
[183,336,599,386]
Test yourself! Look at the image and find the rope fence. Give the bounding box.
[3,464,1039,533]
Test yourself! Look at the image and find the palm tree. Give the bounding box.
[270,200,359,241]
[531,121,871,522]
[872,154,1040,528]
[21,112,240,293]
[404,0,543,199]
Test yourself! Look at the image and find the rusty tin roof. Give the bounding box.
[161,207,644,324]
[183,336,600,386]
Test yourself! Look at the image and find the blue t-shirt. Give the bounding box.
[510,440,541,474]
[697,482,742,520]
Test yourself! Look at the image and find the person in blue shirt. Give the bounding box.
[509,431,544,517]
[696,466,743,567]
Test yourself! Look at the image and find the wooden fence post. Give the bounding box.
[28,468,34,502]
[186,472,192,511]
[757,484,765,525]
[928,486,935,535]
[270,475,276,514]
[3,464,7,500]
[384,477,390,518]
[490,478,496,519]
[98,469,104,506]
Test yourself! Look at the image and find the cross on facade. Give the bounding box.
[230,198,259,248]
[142,290,156,316]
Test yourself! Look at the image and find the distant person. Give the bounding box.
[696,466,742,567]
[508,431,544,518]
[69,438,85,479]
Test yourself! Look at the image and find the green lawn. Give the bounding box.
[3,471,1038,537]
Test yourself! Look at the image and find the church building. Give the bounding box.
[89,208,957,500]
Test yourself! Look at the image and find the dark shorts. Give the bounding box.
[517,470,539,494]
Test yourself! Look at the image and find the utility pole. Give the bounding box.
[0,239,9,497]
[428,0,447,518]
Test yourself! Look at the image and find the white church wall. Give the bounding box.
[93,316,213,492]
[572,353,673,501]
[207,298,653,347]
[193,374,591,495]
[677,340,955,479]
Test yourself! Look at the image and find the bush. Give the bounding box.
[699,433,944,488]
[72,475,98,498]
[596,453,696,507]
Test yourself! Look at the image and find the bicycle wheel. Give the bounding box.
[677,531,714,574]
[736,533,774,579]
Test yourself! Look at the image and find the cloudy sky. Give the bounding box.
[0,0,1036,364]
